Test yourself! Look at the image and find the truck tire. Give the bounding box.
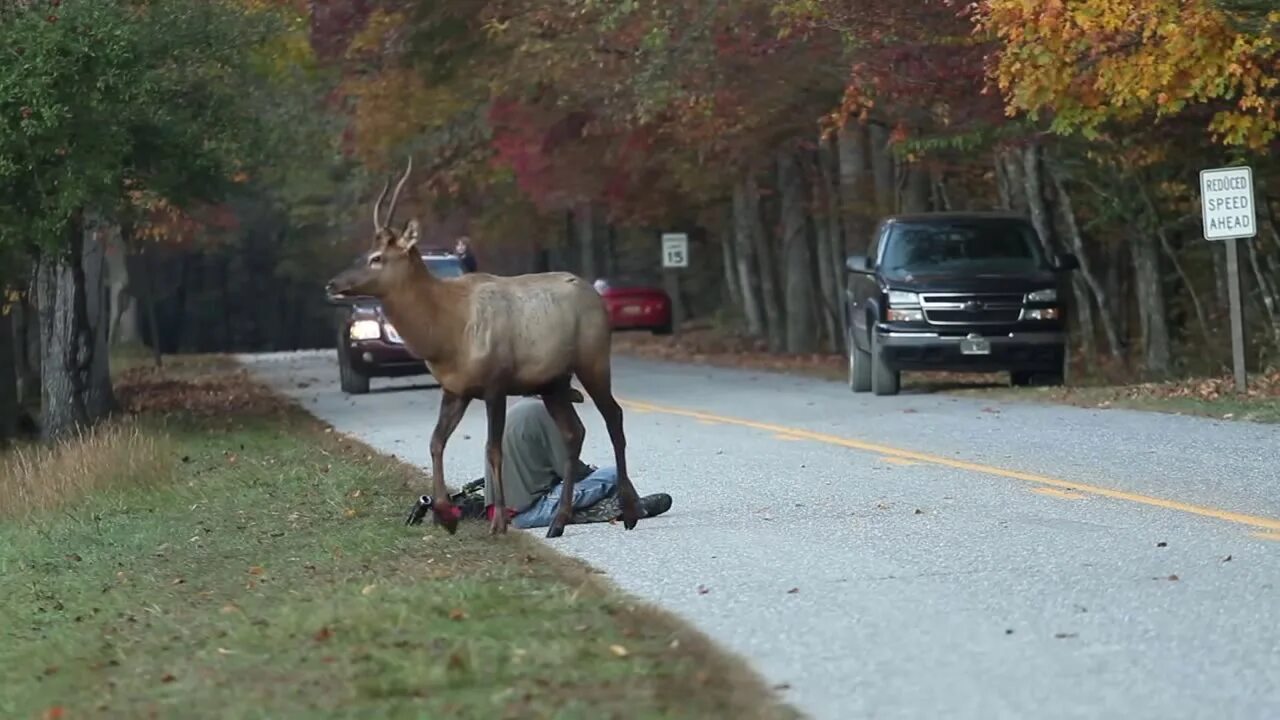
[848,330,872,393]
[337,334,370,395]
[870,330,900,396]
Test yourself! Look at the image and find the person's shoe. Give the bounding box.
[639,493,672,518]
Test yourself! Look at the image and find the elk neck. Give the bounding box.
[377,259,467,366]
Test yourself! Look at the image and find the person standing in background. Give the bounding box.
[455,236,478,273]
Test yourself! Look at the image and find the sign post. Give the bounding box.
[1199,165,1256,393]
[661,232,689,269]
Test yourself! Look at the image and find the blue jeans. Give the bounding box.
[512,466,619,529]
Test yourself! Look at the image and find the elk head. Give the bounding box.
[325,158,425,300]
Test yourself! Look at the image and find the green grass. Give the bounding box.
[0,362,795,720]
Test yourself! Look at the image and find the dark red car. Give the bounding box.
[593,277,673,335]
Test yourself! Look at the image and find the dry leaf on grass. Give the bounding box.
[609,644,629,657]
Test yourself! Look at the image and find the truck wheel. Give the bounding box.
[848,330,872,393]
[337,335,370,395]
[870,331,900,396]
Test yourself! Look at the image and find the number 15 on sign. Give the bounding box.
[662,233,688,268]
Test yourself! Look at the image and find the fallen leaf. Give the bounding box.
[42,707,65,720]
[1168,574,1179,581]
[349,489,362,498]
[448,608,468,621]
[247,565,265,576]
[609,644,629,657]
[43,665,59,676]
[668,638,680,650]
[696,585,710,595]
[216,647,235,655]
[1054,632,1078,640]
[313,626,333,642]
[220,603,241,614]
[773,682,792,690]
[913,508,925,515]
[786,587,799,594]
[1223,555,1233,562]
[1156,541,1168,548]
[343,508,358,518]
[160,672,177,683]
[361,584,377,596]
[1005,629,1014,635]
[171,578,185,585]
[65,553,82,562]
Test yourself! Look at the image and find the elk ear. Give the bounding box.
[399,219,421,250]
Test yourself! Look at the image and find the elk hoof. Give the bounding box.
[433,504,461,535]
[621,499,641,530]
[489,514,508,535]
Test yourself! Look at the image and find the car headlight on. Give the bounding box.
[1020,308,1060,321]
[887,308,925,322]
[349,319,382,341]
[1026,288,1057,303]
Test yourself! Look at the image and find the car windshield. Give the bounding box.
[423,256,464,278]
[880,220,1046,278]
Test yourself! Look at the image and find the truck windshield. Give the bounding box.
[880,220,1046,278]
[424,257,464,278]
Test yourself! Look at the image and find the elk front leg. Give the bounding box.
[542,388,585,539]
[580,370,640,530]
[484,395,509,535]
[429,390,471,534]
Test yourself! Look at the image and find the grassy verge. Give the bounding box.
[0,357,796,720]
[613,327,1280,424]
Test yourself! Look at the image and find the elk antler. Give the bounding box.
[383,156,414,227]
[372,178,390,231]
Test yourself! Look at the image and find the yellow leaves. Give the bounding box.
[979,0,1280,149]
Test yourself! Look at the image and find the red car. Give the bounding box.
[593,277,673,335]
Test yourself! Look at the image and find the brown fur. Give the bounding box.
[325,161,641,538]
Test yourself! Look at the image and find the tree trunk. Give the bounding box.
[749,172,786,351]
[868,123,895,214]
[1130,231,1172,376]
[13,288,40,409]
[0,310,16,444]
[36,251,89,441]
[81,214,115,420]
[779,147,817,354]
[140,247,163,368]
[720,209,744,315]
[900,161,932,214]
[1047,161,1124,358]
[814,138,844,350]
[104,223,138,346]
[732,173,766,337]
[837,119,874,252]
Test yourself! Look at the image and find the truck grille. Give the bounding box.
[920,293,1024,325]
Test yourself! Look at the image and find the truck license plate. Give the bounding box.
[960,336,991,355]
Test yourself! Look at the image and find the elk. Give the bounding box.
[324,158,642,538]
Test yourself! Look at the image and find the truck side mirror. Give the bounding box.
[1055,253,1081,272]
[846,255,872,274]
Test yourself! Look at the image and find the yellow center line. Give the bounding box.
[1033,487,1087,500]
[617,396,1280,534]
[880,456,920,467]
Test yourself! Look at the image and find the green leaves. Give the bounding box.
[0,0,320,257]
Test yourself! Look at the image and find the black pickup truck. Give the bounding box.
[844,212,1079,396]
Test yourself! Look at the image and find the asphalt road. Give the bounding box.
[241,350,1280,720]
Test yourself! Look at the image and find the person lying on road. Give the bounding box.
[447,392,672,528]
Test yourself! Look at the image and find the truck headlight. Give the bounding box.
[887,290,920,307]
[349,319,382,340]
[887,308,925,322]
[1020,308,1060,321]
[1026,288,1057,303]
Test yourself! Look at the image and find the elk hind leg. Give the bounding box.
[577,365,640,530]
[429,390,471,534]
[485,394,509,535]
[542,383,585,539]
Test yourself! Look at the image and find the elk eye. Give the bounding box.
[367,253,383,267]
